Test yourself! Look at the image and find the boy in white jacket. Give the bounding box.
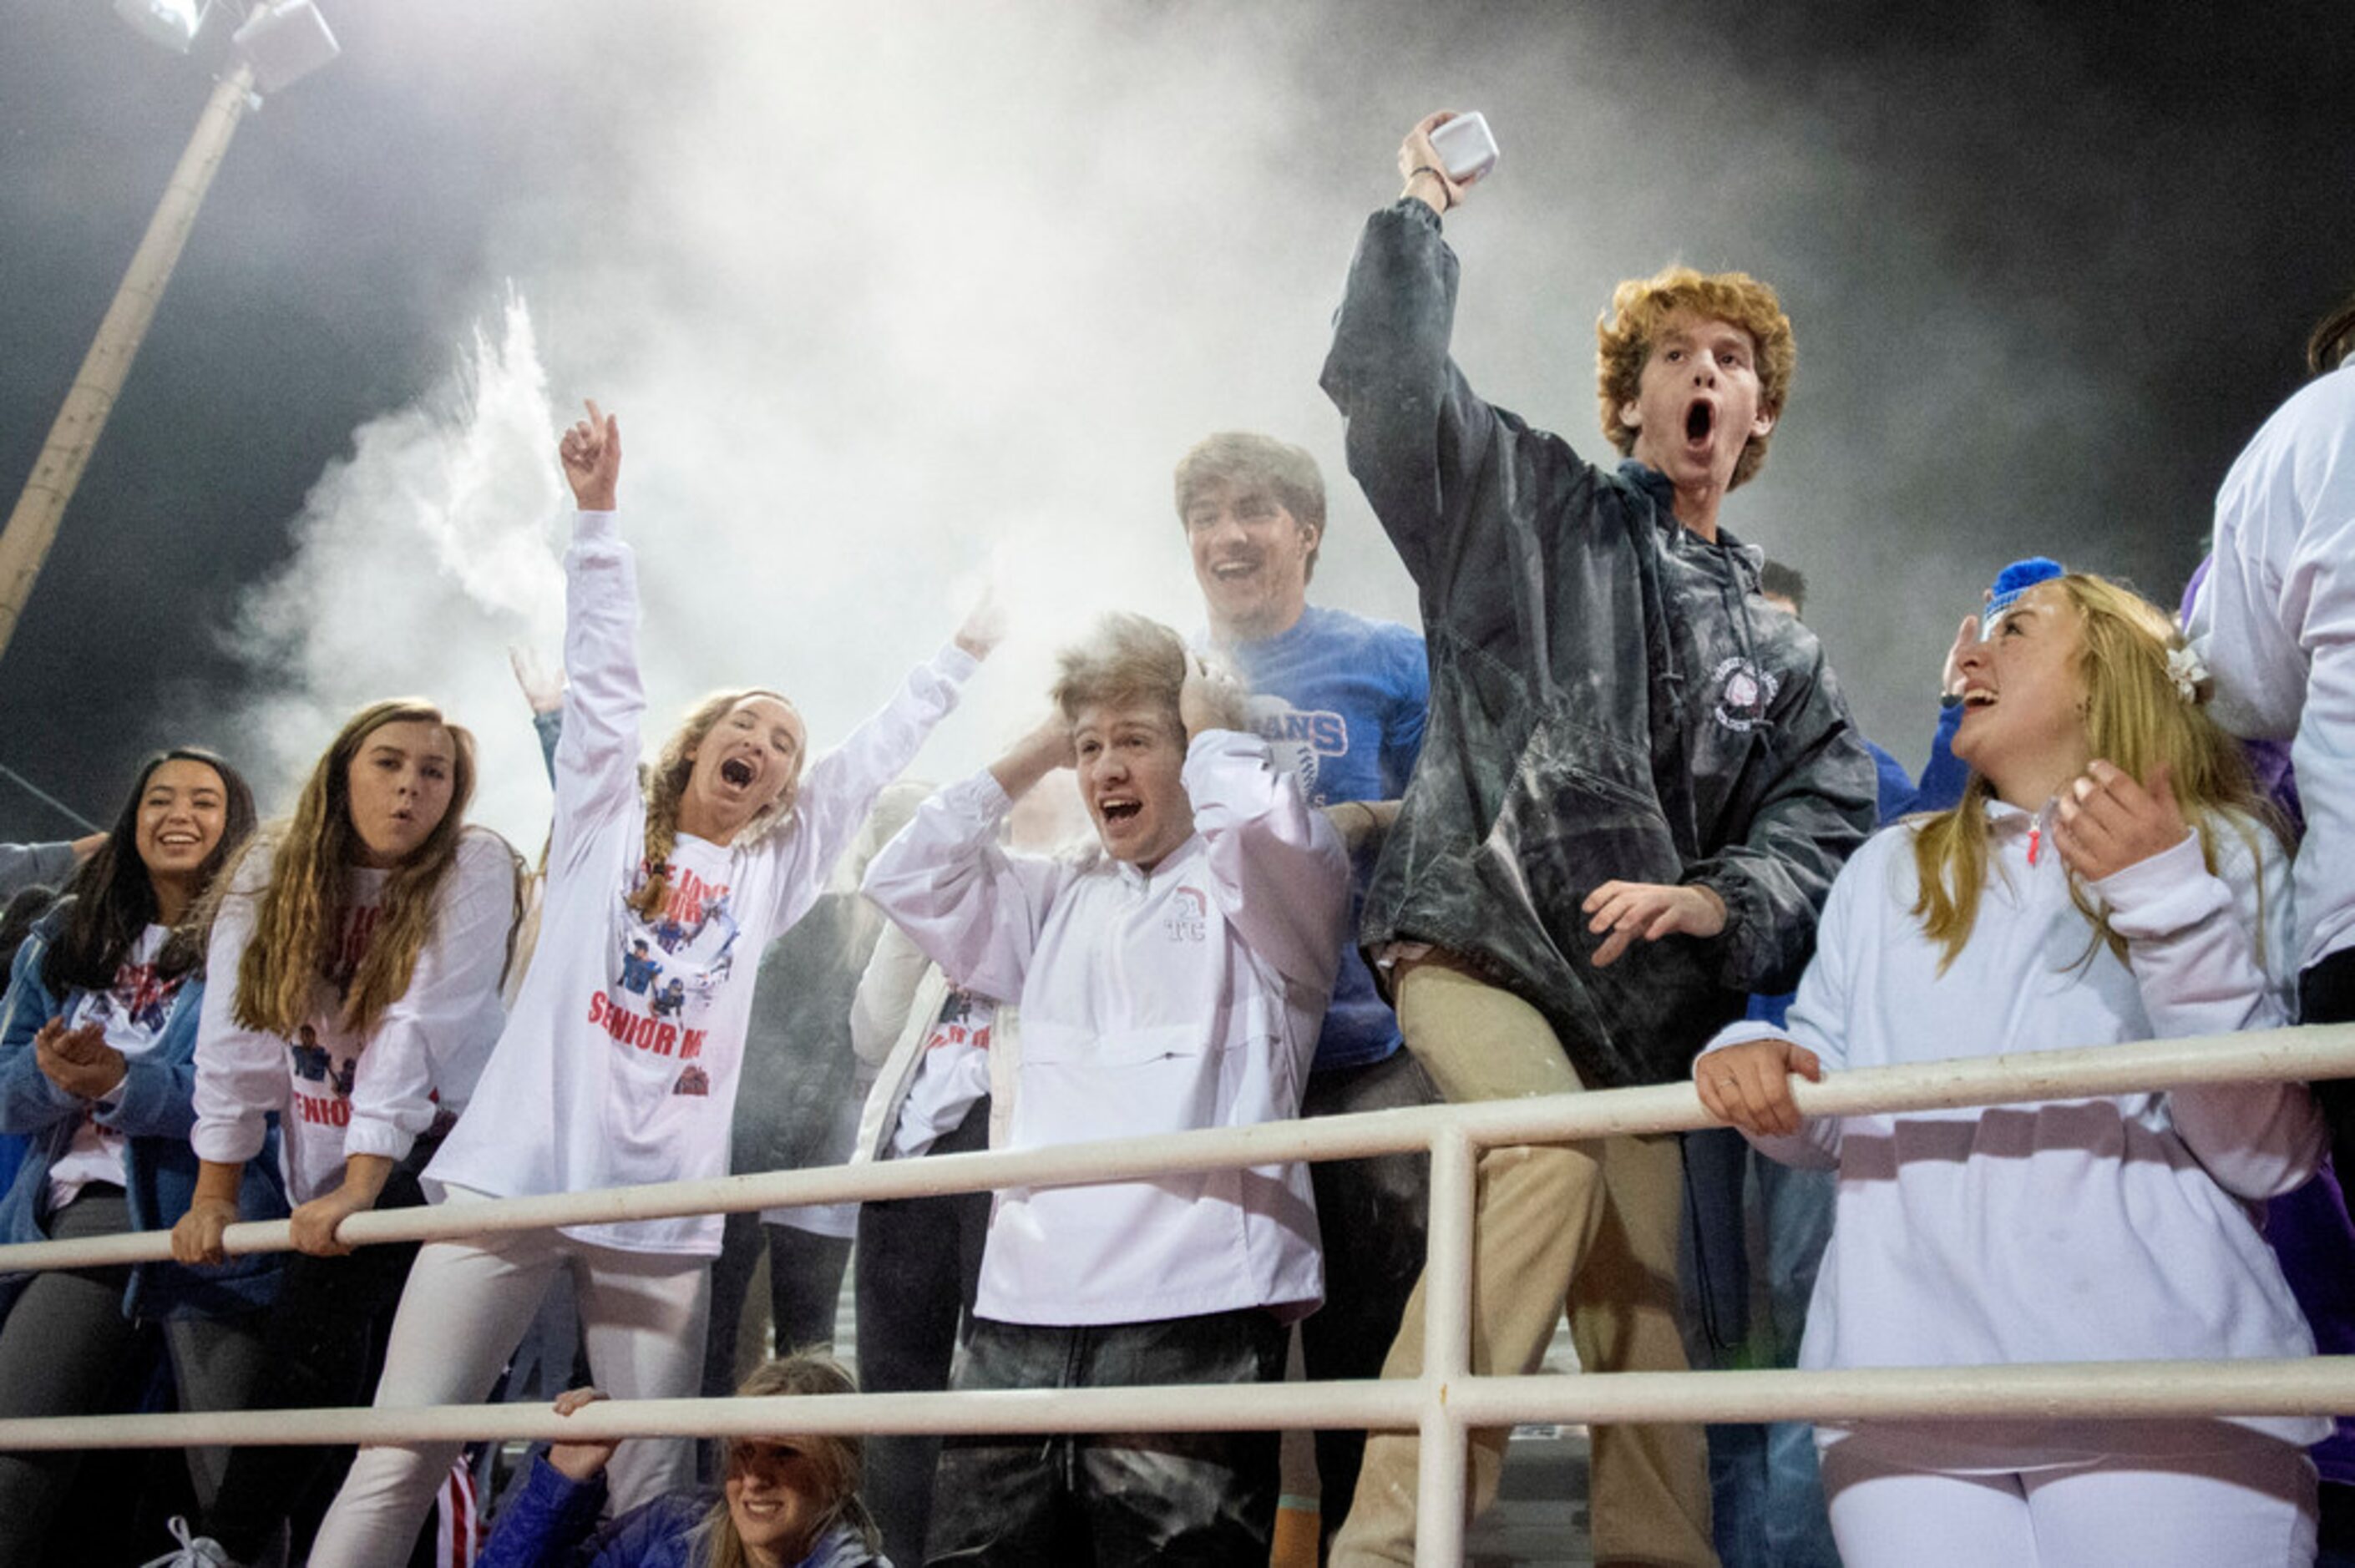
[863,613,1350,1566]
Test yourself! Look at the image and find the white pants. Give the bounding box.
[308,1196,712,1568]
[1821,1429,2319,1568]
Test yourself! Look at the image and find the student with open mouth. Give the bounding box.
[302,402,994,1568]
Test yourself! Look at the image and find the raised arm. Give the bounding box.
[1319,116,1513,596]
[1178,656,1352,989]
[549,402,647,862]
[862,727,1071,1006]
[762,598,997,931]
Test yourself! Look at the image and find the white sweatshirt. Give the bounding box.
[1703,804,2327,1463]
[424,509,973,1256]
[2190,361,2355,971]
[190,829,517,1204]
[846,920,1019,1166]
[864,731,1350,1327]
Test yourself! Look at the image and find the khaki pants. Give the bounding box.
[1333,955,1715,1567]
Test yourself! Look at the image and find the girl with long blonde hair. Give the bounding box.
[476,1351,884,1568]
[1696,574,2326,1566]
[309,403,994,1566]
[162,699,520,1568]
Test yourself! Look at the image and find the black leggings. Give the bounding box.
[202,1166,426,1561]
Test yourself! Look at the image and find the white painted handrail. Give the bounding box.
[4,1024,2348,1273]
[3,1021,2349,1568]
[3,1358,2349,1451]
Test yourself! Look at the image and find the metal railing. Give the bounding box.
[3,1023,2352,1567]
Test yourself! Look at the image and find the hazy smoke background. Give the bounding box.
[1,2,2349,844]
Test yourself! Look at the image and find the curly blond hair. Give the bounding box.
[628,689,798,919]
[1596,264,1796,489]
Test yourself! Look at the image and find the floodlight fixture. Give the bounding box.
[114,0,212,55]
[230,0,340,94]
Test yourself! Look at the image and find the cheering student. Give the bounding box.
[1699,574,2326,1566]
[308,402,991,1566]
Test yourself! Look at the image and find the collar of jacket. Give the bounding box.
[1614,459,1766,580]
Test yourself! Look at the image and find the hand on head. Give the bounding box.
[1178,652,1244,741]
[558,399,620,511]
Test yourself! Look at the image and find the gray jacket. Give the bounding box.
[1321,200,1876,1088]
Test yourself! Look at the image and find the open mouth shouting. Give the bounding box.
[1096,793,1142,829]
[718,755,757,789]
[1683,396,1716,449]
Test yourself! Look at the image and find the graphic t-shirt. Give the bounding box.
[46,924,184,1211]
[887,989,996,1160]
[190,834,518,1204]
[1223,604,1428,1071]
[422,507,973,1256]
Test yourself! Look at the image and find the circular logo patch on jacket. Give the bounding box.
[1709,655,1779,733]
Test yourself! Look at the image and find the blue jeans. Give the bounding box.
[1679,1125,1841,1568]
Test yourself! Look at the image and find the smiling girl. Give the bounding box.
[164,701,521,1568]
[310,402,991,1565]
[1695,575,2327,1565]
[0,750,259,1557]
[479,1353,884,1568]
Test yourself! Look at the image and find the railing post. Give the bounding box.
[1415,1124,1477,1568]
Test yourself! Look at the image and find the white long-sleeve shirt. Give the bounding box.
[190,829,517,1203]
[863,731,1350,1326]
[2190,361,2355,971]
[424,509,973,1255]
[845,921,1018,1166]
[1703,804,2327,1462]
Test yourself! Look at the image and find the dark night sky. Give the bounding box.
[1,1,2348,844]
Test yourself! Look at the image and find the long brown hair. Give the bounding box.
[1910,574,2272,971]
[230,699,507,1036]
[628,688,797,920]
[696,1352,879,1568]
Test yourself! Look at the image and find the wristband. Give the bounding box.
[1405,165,1452,210]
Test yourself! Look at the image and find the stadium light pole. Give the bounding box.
[0,2,338,666]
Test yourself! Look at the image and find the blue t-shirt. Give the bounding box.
[1223,604,1429,1071]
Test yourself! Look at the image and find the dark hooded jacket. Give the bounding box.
[1321,200,1876,1088]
